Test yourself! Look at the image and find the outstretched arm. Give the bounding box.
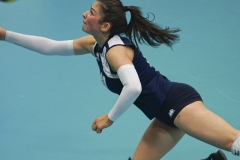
[0,26,96,56]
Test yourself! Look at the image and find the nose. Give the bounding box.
[82,11,88,19]
[82,12,86,19]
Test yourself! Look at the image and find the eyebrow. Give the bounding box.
[91,6,96,13]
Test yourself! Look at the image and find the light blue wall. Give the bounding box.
[0,0,239,159]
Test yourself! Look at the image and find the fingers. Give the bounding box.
[96,128,102,133]
[92,123,103,133]
[92,124,97,131]
[92,118,99,130]
[92,119,103,134]
[92,114,112,134]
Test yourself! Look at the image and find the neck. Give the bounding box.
[93,33,110,48]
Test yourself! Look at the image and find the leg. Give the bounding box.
[132,118,185,160]
[174,101,240,151]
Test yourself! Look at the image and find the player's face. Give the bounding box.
[82,1,102,35]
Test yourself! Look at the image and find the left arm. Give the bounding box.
[92,46,142,133]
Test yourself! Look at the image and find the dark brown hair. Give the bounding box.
[97,0,180,48]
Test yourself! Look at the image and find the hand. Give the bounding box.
[92,114,113,134]
[0,26,7,40]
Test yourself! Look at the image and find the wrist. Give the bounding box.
[107,114,114,123]
[108,119,114,123]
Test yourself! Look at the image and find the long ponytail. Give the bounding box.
[125,6,180,48]
[98,0,180,48]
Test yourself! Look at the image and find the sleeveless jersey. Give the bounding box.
[93,35,175,120]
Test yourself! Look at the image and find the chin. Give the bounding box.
[82,27,87,33]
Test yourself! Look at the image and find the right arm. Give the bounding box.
[0,26,96,56]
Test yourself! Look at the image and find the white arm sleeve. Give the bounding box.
[5,31,75,56]
[108,64,142,121]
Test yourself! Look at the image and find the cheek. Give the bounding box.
[87,18,101,30]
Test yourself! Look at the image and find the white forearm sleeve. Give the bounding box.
[108,64,142,121]
[5,31,74,56]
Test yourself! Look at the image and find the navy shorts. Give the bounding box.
[155,83,202,127]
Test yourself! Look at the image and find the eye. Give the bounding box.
[89,6,94,15]
[90,10,93,15]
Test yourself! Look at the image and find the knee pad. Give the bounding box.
[231,134,240,156]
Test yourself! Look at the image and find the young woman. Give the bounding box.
[1,0,239,159]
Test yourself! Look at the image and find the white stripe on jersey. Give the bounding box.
[99,45,119,79]
[108,35,124,48]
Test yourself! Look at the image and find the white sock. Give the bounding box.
[231,134,240,156]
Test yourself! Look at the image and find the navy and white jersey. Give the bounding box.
[93,35,175,120]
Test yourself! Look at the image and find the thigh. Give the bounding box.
[132,118,185,160]
[174,101,239,151]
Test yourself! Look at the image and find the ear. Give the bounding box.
[101,22,111,32]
